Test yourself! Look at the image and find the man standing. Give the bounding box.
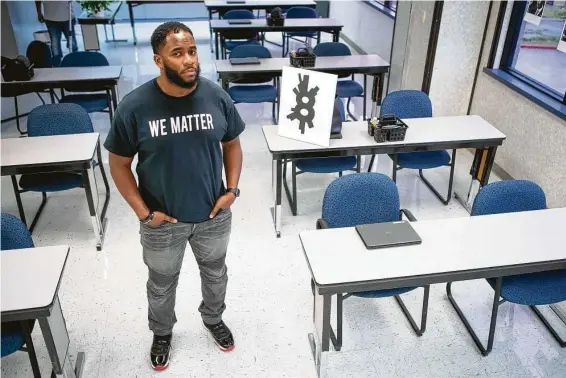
[35,1,78,66]
[104,22,244,371]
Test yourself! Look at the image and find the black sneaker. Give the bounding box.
[150,334,171,371]
[203,321,235,352]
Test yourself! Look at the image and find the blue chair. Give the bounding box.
[10,103,110,233]
[221,10,261,59]
[227,45,278,125]
[368,90,455,205]
[314,42,366,120]
[59,51,114,123]
[315,173,429,351]
[283,99,360,216]
[446,180,566,355]
[1,213,41,378]
[282,7,320,57]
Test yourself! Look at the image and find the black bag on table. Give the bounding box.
[1,55,35,82]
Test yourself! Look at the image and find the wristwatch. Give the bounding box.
[226,188,240,198]
[140,211,154,224]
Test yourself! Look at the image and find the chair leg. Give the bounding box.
[20,320,42,378]
[272,100,277,125]
[291,161,297,215]
[530,305,566,347]
[29,192,48,233]
[418,149,457,205]
[394,285,430,336]
[392,155,398,182]
[446,278,502,356]
[35,92,46,105]
[107,90,114,122]
[346,98,357,121]
[367,155,376,172]
[329,293,343,351]
[97,144,111,221]
[356,156,361,173]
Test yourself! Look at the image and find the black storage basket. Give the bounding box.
[290,48,316,68]
[367,117,408,143]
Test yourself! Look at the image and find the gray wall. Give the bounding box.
[429,1,489,116]
[1,1,18,58]
[469,2,566,207]
[329,0,394,59]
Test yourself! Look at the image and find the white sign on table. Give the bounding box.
[277,66,337,147]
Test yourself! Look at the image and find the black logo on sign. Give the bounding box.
[287,73,319,134]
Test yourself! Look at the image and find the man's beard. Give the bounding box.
[164,63,200,89]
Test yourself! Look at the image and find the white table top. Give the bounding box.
[205,0,315,7]
[215,55,390,74]
[1,245,69,313]
[1,66,122,84]
[301,208,566,286]
[210,18,342,29]
[263,115,506,153]
[1,133,99,169]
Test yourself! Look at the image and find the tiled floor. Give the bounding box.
[2,21,565,378]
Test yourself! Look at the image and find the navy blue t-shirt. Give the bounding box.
[104,77,245,223]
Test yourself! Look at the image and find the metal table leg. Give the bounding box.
[215,32,220,60]
[271,159,283,238]
[110,84,119,111]
[209,10,214,53]
[39,296,85,378]
[308,289,331,377]
[128,2,137,45]
[82,155,108,251]
[455,146,498,214]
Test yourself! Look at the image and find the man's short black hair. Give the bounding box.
[151,22,194,54]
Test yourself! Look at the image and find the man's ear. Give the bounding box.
[153,54,163,70]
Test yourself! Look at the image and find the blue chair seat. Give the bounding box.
[60,94,109,113]
[228,85,277,103]
[397,150,451,170]
[487,269,566,306]
[225,39,260,51]
[336,80,364,98]
[1,332,25,357]
[352,286,417,299]
[296,156,357,173]
[19,172,83,192]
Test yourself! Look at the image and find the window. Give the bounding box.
[365,1,397,18]
[500,1,566,104]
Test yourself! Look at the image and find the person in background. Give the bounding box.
[35,0,78,66]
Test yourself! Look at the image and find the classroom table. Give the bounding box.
[77,2,126,50]
[1,245,85,377]
[204,0,317,51]
[1,133,110,251]
[263,115,506,237]
[300,208,566,377]
[1,66,123,112]
[216,54,390,119]
[210,18,343,59]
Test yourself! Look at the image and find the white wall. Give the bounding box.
[5,0,43,56]
[429,1,490,116]
[329,0,394,59]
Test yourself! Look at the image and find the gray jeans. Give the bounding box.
[140,209,232,336]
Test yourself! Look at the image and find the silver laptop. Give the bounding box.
[355,221,422,249]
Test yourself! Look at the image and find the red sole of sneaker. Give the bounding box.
[217,343,235,352]
[152,363,169,371]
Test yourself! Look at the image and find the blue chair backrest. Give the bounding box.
[380,90,432,118]
[286,6,318,18]
[27,103,94,136]
[26,40,53,68]
[314,42,351,57]
[229,44,272,59]
[322,173,400,228]
[1,214,33,250]
[223,9,255,19]
[61,51,109,67]
[471,180,546,216]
